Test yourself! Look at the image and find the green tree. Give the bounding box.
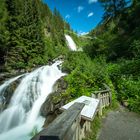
[0,0,70,71]
[5,0,45,69]
[99,0,128,19]
[0,0,9,65]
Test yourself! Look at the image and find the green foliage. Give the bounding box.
[107,59,140,80]
[116,76,140,113]
[85,0,140,114]
[88,1,140,61]
[62,52,115,100]
[83,38,108,58]
[130,40,140,58]
[0,0,9,64]
[106,59,140,113]
[1,0,69,71]
[99,0,128,19]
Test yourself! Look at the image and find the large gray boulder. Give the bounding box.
[40,76,69,127]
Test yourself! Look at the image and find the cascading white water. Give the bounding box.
[65,35,77,51]
[0,61,65,140]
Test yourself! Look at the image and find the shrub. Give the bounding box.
[63,52,115,100]
[116,76,140,113]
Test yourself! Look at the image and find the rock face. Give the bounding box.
[0,76,23,111]
[0,73,15,84]
[0,72,24,85]
[40,76,69,127]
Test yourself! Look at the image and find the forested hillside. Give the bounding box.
[87,0,140,61]
[0,0,69,71]
[0,0,139,113]
[83,0,140,113]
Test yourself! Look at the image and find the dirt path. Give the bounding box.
[97,107,140,140]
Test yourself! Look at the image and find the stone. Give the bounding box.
[0,76,23,111]
[40,76,69,126]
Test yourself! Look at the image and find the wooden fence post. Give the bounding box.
[97,93,102,116]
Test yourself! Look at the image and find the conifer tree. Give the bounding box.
[0,0,9,64]
[99,0,128,19]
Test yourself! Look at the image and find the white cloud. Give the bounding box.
[78,31,89,36]
[88,0,98,4]
[88,12,94,17]
[65,14,70,19]
[77,6,84,13]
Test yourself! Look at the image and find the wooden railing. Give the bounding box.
[92,84,112,116]
[32,84,112,140]
[32,103,85,140]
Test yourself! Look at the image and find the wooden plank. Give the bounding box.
[32,103,85,140]
[105,94,106,106]
[109,91,112,105]
[94,89,110,94]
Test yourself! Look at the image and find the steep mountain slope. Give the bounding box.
[0,0,70,71]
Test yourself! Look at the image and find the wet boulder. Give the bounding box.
[0,76,23,111]
[40,76,69,126]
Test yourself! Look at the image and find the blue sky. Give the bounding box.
[42,0,104,35]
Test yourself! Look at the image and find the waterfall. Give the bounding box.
[65,35,77,51]
[0,61,65,140]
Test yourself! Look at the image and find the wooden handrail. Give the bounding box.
[94,83,111,94]
[31,84,112,140]
[94,89,110,94]
[32,103,85,140]
[92,84,112,116]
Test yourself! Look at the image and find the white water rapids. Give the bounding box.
[65,35,77,51]
[0,61,65,140]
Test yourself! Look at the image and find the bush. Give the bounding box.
[130,40,140,58]
[62,52,115,100]
[116,76,140,113]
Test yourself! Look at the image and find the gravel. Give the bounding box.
[98,107,140,140]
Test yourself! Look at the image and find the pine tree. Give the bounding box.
[99,0,128,19]
[5,0,45,69]
[0,0,9,65]
[1,0,69,70]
